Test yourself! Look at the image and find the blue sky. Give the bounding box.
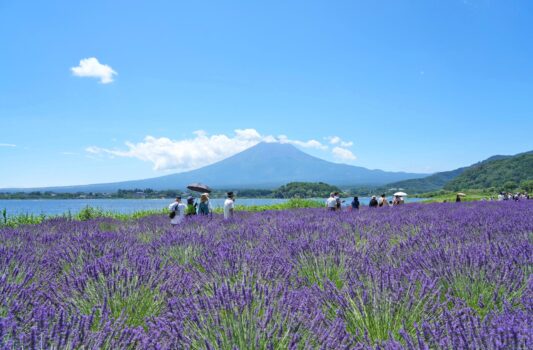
[1,0,532,188]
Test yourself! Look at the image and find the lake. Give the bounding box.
[0,197,427,216]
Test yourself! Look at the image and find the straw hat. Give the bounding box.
[201,193,209,202]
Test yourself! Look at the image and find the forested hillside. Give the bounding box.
[444,152,533,191]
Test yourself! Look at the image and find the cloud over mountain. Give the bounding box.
[86,129,356,171]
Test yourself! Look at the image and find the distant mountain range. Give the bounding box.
[2,143,427,193]
[383,151,533,193]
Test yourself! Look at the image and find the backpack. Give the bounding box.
[169,204,178,218]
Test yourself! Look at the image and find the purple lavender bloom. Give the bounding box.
[0,201,531,348]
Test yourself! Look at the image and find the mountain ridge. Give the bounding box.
[1,142,427,193]
[444,151,533,191]
[382,150,533,193]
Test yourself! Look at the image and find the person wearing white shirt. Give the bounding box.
[224,192,235,219]
[168,196,186,226]
[378,194,389,207]
[326,192,337,211]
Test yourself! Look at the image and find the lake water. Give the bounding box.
[0,197,427,216]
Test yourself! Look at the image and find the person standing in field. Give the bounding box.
[185,196,197,216]
[378,194,388,207]
[198,193,213,216]
[168,196,186,226]
[393,195,402,205]
[334,192,342,210]
[369,195,378,208]
[224,192,235,219]
[455,194,461,203]
[351,196,360,210]
[326,192,337,211]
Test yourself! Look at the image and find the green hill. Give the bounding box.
[444,151,533,191]
[271,182,341,198]
[383,167,467,194]
[379,151,531,194]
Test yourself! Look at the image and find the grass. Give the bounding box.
[442,272,527,319]
[297,253,346,289]
[213,198,323,214]
[0,206,168,228]
[339,281,438,343]
[163,244,203,266]
[183,284,310,350]
[71,274,164,329]
[413,190,499,203]
[1,199,323,228]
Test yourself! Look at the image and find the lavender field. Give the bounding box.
[1,202,532,349]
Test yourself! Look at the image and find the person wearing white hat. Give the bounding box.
[369,195,378,208]
[198,193,213,216]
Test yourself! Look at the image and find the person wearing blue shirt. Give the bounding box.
[351,196,360,210]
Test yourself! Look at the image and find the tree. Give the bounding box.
[502,181,518,192]
[521,180,533,193]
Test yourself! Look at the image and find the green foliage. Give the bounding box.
[414,190,497,203]
[372,150,533,195]
[0,207,167,228]
[502,181,518,192]
[522,179,533,192]
[72,274,163,328]
[444,151,533,191]
[0,212,46,227]
[333,282,437,343]
[442,272,526,319]
[271,182,342,198]
[164,245,203,266]
[297,253,345,289]
[184,286,310,350]
[77,206,103,221]
[213,198,323,214]
[380,167,467,194]
[1,200,321,228]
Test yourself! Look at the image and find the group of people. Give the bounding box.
[497,192,530,201]
[368,194,405,207]
[455,192,530,202]
[168,191,236,225]
[168,189,531,225]
[326,192,405,211]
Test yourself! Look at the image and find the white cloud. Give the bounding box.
[332,147,357,162]
[86,129,357,171]
[71,57,117,84]
[277,135,327,150]
[328,136,341,145]
[86,129,326,171]
[0,143,16,147]
[326,136,353,148]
